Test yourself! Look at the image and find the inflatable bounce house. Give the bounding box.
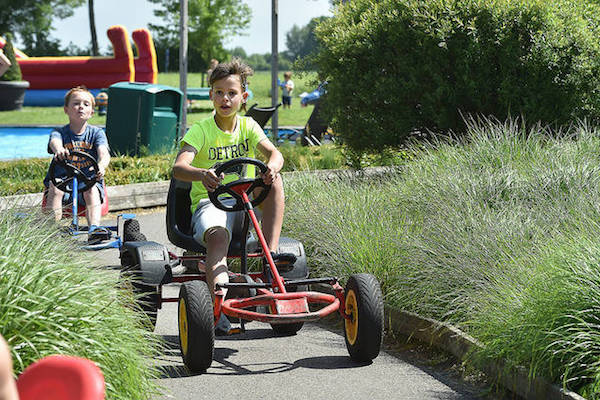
[0,25,158,106]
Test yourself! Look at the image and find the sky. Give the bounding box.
[50,0,333,55]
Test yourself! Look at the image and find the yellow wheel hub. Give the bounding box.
[179,298,188,355]
[345,289,358,345]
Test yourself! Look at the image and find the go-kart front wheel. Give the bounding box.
[178,281,214,373]
[344,273,384,362]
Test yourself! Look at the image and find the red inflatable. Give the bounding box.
[16,355,105,400]
[0,25,157,89]
[132,28,158,84]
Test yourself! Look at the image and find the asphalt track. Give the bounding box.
[94,210,497,400]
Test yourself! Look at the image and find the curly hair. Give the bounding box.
[209,57,254,93]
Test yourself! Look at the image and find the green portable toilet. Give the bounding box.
[106,82,183,156]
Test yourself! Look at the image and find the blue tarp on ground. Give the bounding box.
[24,87,253,106]
[24,89,103,107]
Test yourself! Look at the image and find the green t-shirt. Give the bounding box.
[181,115,268,212]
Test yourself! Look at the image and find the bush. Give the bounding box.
[313,0,600,153]
[0,33,22,81]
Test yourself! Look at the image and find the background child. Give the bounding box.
[43,86,111,244]
[280,71,294,109]
[172,58,294,335]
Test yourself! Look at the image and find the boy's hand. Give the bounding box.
[97,166,106,179]
[54,147,70,160]
[201,169,224,192]
[262,164,279,185]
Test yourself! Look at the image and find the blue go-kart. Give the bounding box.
[45,150,137,250]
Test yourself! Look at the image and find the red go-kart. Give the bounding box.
[119,158,384,372]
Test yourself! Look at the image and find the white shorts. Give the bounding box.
[191,198,261,246]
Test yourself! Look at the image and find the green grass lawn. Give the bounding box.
[0,71,317,127]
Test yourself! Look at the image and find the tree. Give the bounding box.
[148,0,251,72]
[230,46,247,59]
[285,16,329,65]
[0,0,85,56]
[313,0,600,155]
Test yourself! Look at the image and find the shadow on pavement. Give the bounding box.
[216,327,276,341]
[293,355,371,369]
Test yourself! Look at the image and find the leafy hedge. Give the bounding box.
[0,155,174,196]
[0,145,356,196]
[313,0,600,152]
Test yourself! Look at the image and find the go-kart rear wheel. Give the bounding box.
[178,281,214,373]
[344,274,384,362]
[123,219,146,242]
[123,218,140,235]
[269,285,307,336]
[124,231,147,242]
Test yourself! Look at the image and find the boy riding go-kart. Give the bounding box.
[120,157,385,372]
[119,58,384,372]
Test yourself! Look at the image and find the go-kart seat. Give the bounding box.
[41,181,110,218]
[245,103,281,129]
[166,178,258,256]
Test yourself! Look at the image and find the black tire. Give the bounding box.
[178,281,214,373]
[270,284,307,336]
[124,231,147,242]
[344,274,384,362]
[120,254,158,330]
[123,218,140,235]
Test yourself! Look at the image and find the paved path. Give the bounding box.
[95,210,493,400]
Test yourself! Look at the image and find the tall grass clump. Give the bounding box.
[0,210,162,399]
[277,143,345,171]
[283,119,600,396]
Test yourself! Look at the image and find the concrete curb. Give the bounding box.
[0,167,400,212]
[385,308,585,400]
[0,180,171,212]
[312,283,585,400]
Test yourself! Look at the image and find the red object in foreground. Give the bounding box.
[16,355,105,400]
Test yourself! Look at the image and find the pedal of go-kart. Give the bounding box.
[227,327,244,335]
